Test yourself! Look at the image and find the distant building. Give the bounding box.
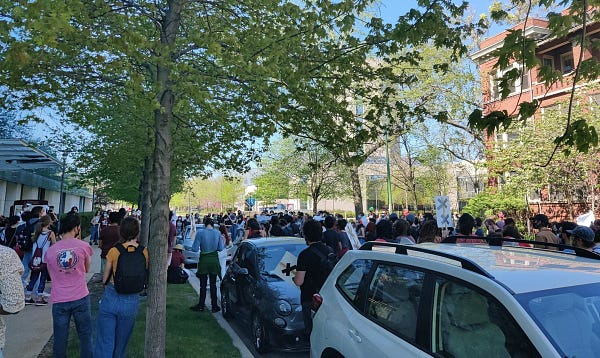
[0,139,92,216]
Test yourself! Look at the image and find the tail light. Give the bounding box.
[312,293,323,312]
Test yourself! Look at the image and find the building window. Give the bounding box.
[489,63,529,100]
[561,53,574,74]
[542,56,554,69]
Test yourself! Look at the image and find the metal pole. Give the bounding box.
[57,152,67,233]
[385,132,392,213]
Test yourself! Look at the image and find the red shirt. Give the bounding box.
[170,250,185,268]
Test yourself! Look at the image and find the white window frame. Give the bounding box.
[560,52,575,74]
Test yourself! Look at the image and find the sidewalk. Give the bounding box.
[4,244,102,358]
[4,245,254,358]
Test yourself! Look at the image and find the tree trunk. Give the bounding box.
[350,165,363,217]
[139,154,153,247]
[145,2,182,356]
[312,196,318,214]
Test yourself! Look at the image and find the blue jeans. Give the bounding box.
[52,295,93,358]
[94,284,140,358]
[25,268,47,295]
[90,225,99,244]
[21,251,32,284]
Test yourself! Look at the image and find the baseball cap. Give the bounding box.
[566,226,595,242]
[389,213,398,220]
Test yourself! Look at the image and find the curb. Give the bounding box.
[187,273,254,358]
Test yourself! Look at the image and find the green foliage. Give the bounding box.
[473,1,600,156]
[462,190,527,218]
[253,168,290,205]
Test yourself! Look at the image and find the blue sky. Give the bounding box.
[375,0,492,25]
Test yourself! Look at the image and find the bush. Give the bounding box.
[59,211,94,238]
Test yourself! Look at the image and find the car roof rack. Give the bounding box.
[498,238,600,260]
[359,241,494,279]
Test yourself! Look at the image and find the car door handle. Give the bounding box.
[348,328,362,343]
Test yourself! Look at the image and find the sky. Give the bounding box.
[375,0,492,25]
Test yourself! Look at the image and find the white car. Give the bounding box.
[311,241,600,358]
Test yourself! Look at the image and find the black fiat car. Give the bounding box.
[220,237,309,353]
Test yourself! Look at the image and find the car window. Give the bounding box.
[365,263,424,342]
[516,283,600,358]
[241,247,259,278]
[335,259,372,303]
[433,278,540,358]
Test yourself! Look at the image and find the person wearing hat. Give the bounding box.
[531,214,559,250]
[167,244,189,284]
[170,244,185,269]
[568,226,600,254]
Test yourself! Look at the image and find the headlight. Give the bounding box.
[276,299,292,316]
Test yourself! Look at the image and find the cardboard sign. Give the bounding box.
[435,195,453,228]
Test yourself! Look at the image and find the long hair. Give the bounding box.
[219,225,230,245]
[34,215,52,241]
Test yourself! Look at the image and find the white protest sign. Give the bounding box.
[435,195,453,228]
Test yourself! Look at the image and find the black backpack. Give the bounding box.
[16,221,36,252]
[312,244,339,286]
[109,245,147,294]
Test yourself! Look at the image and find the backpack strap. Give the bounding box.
[105,244,126,285]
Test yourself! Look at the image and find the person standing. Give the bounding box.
[167,211,177,266]
[322,216,341,256]
[95,216,148,358]
[19,205,45,284]
[0,244,25,358]
[190,217,224,312]
[531,214,559,250]
[99,212,121,275]
[568,226,600,253]
[293,219,333,335]
[45,214,93,358]
[89,211,100,245]
[24,215,56,305]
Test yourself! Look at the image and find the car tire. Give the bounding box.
[322,348,345,358]
[252,313,269,353]
[221,290,233,319]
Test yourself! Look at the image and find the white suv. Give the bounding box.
[311,241,600,358]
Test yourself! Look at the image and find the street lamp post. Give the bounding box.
[58,152,67,215]
[381,116,393,213]
[57,152,67,233]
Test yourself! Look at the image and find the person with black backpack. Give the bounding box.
[293,219,338,335]
[17,206,45,284]
[95,216,148,358]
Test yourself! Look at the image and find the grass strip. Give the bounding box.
[67,282,241,358]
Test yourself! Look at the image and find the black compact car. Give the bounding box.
[220,237,309,353]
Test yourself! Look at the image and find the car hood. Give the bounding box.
[263,279,301,305]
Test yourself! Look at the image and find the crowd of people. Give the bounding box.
[0,206,147,358]
[1,204,600,356]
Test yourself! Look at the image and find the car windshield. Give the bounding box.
[515,283,600,357]
[255,243,305,275]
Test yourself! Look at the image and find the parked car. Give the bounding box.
[220,237,309,353]
[181,224,235,269]
[311,241,600,358]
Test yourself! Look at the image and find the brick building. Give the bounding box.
[471,13,600,222]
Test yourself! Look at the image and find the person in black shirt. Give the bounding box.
[322,215,341,255]
[294,219,332,335]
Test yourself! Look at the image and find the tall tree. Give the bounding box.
[0,1,481,353]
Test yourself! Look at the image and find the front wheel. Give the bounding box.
[252,314,269,353]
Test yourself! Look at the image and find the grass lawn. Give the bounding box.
[68,282,241,357]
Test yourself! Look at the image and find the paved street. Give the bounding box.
[228,318,309,358]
